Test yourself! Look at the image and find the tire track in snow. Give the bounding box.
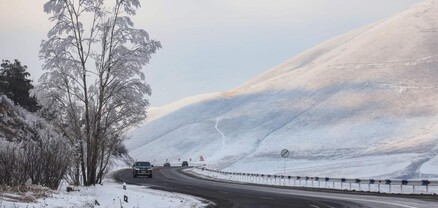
[215,118,226,149]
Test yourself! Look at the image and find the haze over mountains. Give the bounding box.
[125,0,438,179]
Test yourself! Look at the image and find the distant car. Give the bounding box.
[163,162,171,167]
[182,161,189,167]
[132,161,153,178]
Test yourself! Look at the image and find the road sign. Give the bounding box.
[281,149,289,176]
[281,149,289,158]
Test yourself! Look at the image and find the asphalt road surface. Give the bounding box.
[115,167,438,208]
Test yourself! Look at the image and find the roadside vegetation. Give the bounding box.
[0,0,159,196]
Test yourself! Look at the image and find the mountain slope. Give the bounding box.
[126,0,438,179]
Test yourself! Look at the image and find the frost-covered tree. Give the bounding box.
[37,0,161,185]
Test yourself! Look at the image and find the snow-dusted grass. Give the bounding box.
[0,180,210,208]
[0,185,52,205]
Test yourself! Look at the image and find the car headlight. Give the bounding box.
[135,168,140,171]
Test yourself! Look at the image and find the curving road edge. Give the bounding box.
[114,167,438,208]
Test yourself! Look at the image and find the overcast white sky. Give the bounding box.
[0,0,422,106]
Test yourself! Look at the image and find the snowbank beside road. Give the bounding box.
[0,180,209,208]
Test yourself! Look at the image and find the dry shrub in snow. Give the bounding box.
[0,95,73,190]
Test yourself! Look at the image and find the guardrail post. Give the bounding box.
[349,183,351,190]
[422,180,430,194]
[386,180,392,193]
[355,179,361,191]
[413,185,415,194]
[368,179,374,192]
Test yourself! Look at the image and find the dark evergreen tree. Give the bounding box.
[0,59,40,112]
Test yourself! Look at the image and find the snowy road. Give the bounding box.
[115,167,438,208]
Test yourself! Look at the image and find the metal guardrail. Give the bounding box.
[195,167,438,194]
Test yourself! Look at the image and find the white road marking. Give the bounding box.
[310,205,320,208]
[160,169,171,179]
[301,194,419,208]
[315,202,335,208]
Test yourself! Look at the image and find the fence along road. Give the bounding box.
[115,167,438,208]
[196,167,438,194]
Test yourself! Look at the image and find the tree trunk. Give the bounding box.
[79,138,87,185]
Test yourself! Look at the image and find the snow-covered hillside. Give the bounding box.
[126,0,438,179]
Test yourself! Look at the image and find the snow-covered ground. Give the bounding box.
[0,179,209,208]
[0,159,210,208]
[125,0,438,180]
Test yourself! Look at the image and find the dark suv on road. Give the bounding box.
[132,161,153,178]
[182,161,189,167]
